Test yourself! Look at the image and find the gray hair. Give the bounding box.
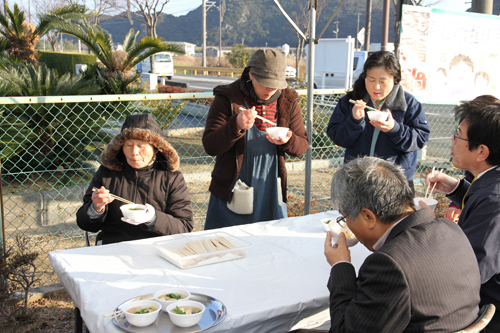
[330,157,415,224]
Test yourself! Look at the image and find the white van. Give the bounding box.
[136,52,174,80]
[352,51,368,81]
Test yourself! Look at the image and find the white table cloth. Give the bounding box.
[49,212,371,333]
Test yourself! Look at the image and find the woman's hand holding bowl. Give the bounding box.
[370,109,395,132]
[266,129,292,145]
[121,203,156,225]
[237,107,257,130]
[92,186,114,212]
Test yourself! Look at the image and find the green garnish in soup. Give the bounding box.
[128,208,144,211]
[128,306,156,314]
[159,293,184,301]
[172,306,201,315]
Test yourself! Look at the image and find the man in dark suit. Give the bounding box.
[299,157,481,333]
[426,98,500,332]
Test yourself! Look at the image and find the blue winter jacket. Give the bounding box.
[326,84,430,180]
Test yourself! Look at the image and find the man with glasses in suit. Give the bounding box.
[292,156,481,333]
[426,97,500,332]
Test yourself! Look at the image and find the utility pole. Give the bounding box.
[365,0,372,51]
[218,0,226,66]
[355,13,362,50]
[333,21,339,38]
[381,0,390,51]
[202,0,207,71]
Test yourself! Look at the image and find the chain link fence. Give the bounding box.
[0,90,458,288]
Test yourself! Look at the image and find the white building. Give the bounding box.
[206,46,231,58]
[168,42,196,56]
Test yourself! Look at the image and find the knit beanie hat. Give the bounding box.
[247,49,288,89]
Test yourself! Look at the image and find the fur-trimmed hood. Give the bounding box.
[100,113,179,172]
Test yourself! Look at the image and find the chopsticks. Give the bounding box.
[239,107,277,126]
[92,187,135,205]
[103,309,123,319]
[427,169,444,199]
[424,167,435,199]
[348,99,379,112]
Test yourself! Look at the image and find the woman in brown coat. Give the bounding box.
[202,49,308,230]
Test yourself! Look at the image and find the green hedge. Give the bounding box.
[38,51,97,75]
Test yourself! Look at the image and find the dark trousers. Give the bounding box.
[484,308,500,332]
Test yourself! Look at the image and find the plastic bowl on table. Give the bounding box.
[122,299,161,327]
[320,218,335,232]
[329,221,359,247]
[120,204,147,220]
[366,111,388,121]
[266,127,289,140]
[153,288,191,312]
[166,300,206,328]
[414,197,438,211]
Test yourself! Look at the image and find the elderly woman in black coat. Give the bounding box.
[77,113,193,245]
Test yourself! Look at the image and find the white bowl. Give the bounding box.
[266,127,289,140]
[366,111,388,121]
[414,197,438,211]
[329,221,359,247]
[153,288,191,312]
[320,218,335,232]
[122,299,161,327]
[166,300,206,328]
[120,204,147,220]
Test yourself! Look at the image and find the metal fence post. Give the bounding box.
[0,160,5,254]
[304,2,317,215]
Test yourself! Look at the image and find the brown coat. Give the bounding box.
[202,80,308,203]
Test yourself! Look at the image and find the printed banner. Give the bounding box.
[399,5,500,104]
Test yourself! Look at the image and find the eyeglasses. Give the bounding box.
[453,127,470,142]
[336,215,347,228]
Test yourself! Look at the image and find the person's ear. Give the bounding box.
[476,144,490,163]
[359,208,377,230]
[248,72,254,80]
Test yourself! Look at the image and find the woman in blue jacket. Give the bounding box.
[326,51,430,191]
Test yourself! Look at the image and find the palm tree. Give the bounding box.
[45,16,183,78]
[0,3,86,63]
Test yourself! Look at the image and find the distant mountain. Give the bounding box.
[100,0,394,48]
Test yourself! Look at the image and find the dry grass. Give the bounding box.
[0,292,76,333]
[174,55,234,68]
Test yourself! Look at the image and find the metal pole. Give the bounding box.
[0,160,5,254]
[473,0,493,14]
[365,0,372,51]
[381,0,390,51]
[304,1,316,216]
[334,21,339,38]
[356,13,361,50]
[202,0,207,73]
[219,0,222,66]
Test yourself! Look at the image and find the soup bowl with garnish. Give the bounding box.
[166,300,206,328]
[122,299,161,327]
[120,204,147,220]
[329,221,359,247]
[153,288,191,311]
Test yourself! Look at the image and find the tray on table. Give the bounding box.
[113,292,226,332]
